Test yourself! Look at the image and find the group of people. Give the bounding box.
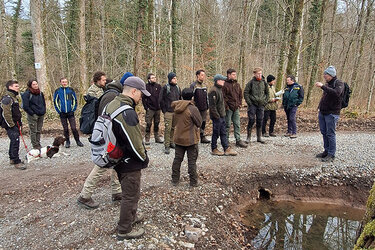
[0,64,344,240]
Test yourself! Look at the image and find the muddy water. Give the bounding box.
[241,200,365,249]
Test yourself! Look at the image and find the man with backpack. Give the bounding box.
[0,80,26,170]
[105,76,150,240]
[315,66,345,162]
[159,72,181,154]
[77,77,128,209]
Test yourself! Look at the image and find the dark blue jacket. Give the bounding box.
[53,87,77,114]
[282,83,304,110]
[22,90,46,116]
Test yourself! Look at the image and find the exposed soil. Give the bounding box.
[0,109,374,249]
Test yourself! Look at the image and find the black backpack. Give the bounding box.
[79,95,99,134]
[341,82,351,109]
[0,95,12,128]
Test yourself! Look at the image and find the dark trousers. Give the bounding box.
[211,117,228,151]
[6,126,21,163]
[172,144,198,185]
[247,105,264,130]
[262,110,276,134]
[60,113,79,141]
[318,112,340,156]
[285,106,298,134]
[145,109,161,134]
[199,109,208,136]
[117,170,141,234]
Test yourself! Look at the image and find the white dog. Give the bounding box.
[26,136,66,163]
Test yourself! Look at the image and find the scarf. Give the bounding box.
[29,87,41,95]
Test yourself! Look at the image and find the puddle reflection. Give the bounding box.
[241,200,364,249]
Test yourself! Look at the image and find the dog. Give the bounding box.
[26,136,66,163]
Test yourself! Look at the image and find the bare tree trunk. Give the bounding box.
[350,0,373,94]
[367,70,375,113]
[0,0,16,79]
[11,0,22,77]
[171,0,177,73]
[327,0,338,64]
[30,0,49,93]
[100,1,105,70]
[190,0,195,79]
[168,0,173,72]
[296,0,306,82]
[238,0,250,88]
[306,0,327,106]
[79,0,88,95]
[366,37,375,113]
[133,0,147,75]
[286,0,305,76]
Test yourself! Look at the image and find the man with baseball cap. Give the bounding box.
[105,76,150,240]
[315,66,344,162]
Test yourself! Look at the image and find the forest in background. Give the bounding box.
[0,0,375,112]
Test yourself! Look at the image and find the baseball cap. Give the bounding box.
[124,76,151,96]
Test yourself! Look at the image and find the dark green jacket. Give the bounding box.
[106,94,148,173]
[244,77,269,108]
[282,83,304,110]
[1,90,22,128]
[208,83,226,119]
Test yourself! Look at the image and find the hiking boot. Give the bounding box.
[245,129,251,144]
[236,140,248,148]
[77,196,99,209]
[284,133,291,137]
[145,133,150,145]
[289,134,297,139]
[269,133,277,137]
[112,193,122,202]
[171,180,179,186]
[117,228,145,241]
[263,133,270,137]
[211,148,224,156]
[321,154,335,162]
[76,140,84,147]
[200,135,210,144]
[224,147,237,156]
[65,140,71,148]
[170,143,176,149]
[14,162,26,170]
[164,147,170,154]
[154,134,164,144]
[256,128,266,144]
[133,214,144,225]
[190,182,198,187]
[316,151,328,158]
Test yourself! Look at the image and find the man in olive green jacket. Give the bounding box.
[262,75,281,137]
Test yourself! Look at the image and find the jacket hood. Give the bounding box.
[171,100,192,114]
[106,80,123,93]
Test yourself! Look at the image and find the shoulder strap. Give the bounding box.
[110,105,132,119]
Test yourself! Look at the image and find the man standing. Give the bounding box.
[105,76,150,240]
[142,73,163,145]
[87,71,106,98]
[0,80,26,170]
[262,75,280,137]
[159,72,181,154]
[282,75,304,139]
[315,66,344,162]
[244,67,269,144]
[190,70,210,143]
[77,72,122,209]
[209,74,237,156]
[222,69,247,148]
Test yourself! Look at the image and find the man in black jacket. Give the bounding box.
[1,80,26,170]
[142,73,163,145]
[315,66,344,162]
[190,70,210,143]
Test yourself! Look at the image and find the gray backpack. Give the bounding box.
[89,104,131,168]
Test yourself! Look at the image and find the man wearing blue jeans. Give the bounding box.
[315,66,344,162]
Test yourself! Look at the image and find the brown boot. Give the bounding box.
[224,147,237,156]
[112,193,122,202]
[154,133,164,143]
[236,140,248,148]
[200,134,210,144]
[14,162,26,170]
[211,148,224,156]
[77,196,99,209]
[145,132,150,145]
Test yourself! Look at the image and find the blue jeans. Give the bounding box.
[318,112,340,156]
[211,117,229,151]
[285,106,298,134]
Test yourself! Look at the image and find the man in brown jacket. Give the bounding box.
[171,88,202,187]
[222,69,247,148]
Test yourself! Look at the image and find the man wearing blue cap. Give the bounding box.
[315,66,344,162]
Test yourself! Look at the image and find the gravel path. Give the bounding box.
[0,131,374,249]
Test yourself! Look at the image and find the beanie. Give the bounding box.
[266,74,276,83]
[120,72,134,85]
[168,72,177,83]
[324,66,336,77]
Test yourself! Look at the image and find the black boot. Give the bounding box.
[200,133,210,144]
[256,128,266,144]
[65,139,71,148]
[245,129,251,144]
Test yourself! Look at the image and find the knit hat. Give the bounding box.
[124,76,150,96]
[120,72,134,85]
[181,87,194,100]
[168,72,177,83]
[324,66,336,77]
[213,74,227,84]
[266,74,276,83]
